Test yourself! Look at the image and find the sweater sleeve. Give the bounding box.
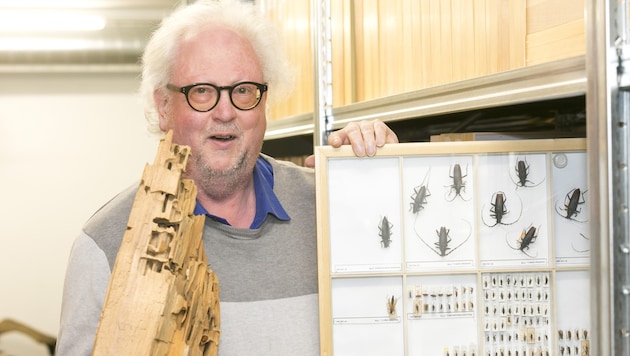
[56,232,110,356]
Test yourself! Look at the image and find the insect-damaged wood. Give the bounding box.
[94,130,220,356]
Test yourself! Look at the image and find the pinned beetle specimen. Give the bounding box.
[386,295,399,319]
[434,227,453,256]
[417,220,472,257]
[511,157,544,189]
[445,163,471,201]
[410,169,431,214]
[555,188,587,222]
[507,224,540,258]
[481,191,522,227]
[378,216,393,248]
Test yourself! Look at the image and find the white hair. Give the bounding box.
[140,0,293,135]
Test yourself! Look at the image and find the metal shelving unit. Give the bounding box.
[589,0,630,354]
[266,1,630,352]
[265,56,586,142]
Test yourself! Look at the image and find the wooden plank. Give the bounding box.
[527,0,584,34]
[401,0,414,91]
[266,0,313,120]
[498,0,526,71]
[451,0,477,82]
[378,0,404,96]
[361,0,380,100]
[420,0,434,88]
[284,0,312,115]
[526,19,586,65]
[352,0,366,101]
[315,148,333,356]
[332,0,352,106]
[485,0,500,74]
[422,0,441,87]
[439,0,453,85]
[409,0,424,90]
[473,0,489,77]
[343,0,356,104]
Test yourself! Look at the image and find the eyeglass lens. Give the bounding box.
[187,83,262,111]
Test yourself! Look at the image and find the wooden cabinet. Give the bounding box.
[261,0,585,149]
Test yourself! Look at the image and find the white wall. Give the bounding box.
[0,72,157,355]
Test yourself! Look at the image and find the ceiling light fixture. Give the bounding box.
[0,38,97,51]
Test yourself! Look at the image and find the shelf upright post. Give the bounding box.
[588,0,630,354]
[312,0,333,147]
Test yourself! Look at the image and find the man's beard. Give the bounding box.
[191,148,252,200]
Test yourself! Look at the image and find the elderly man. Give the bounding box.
[56,1,398,355]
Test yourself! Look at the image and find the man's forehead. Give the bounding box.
[172,26,263,83]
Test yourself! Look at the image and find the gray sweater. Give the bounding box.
[56,155,319,355]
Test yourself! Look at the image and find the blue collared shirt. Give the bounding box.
[193,156,291,229]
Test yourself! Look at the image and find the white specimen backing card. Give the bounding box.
[405,274,478,355]
[315,139,589,356]
[552,152,589,266]
[331,276,404,355]
[403,155,477,270]
[478,153,550,267]
[555,270,590,329]
[328,157,403,273]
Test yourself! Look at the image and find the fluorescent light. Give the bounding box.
[0,1,101,8]
[0,38,97,51]
[0,10,106,32]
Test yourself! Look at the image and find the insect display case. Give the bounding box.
[315,138,588,356]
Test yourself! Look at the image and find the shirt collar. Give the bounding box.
[193,156,291,228]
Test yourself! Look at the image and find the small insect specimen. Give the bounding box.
[386,295,398,319]
[410,185,430,214]
[410,169,431,214]
[511,157,544,189]
[412,298,422,316]
[417,221,471,257]
[445,163,470,201]
[555,188,587,222]
[379,216,393,248]
[481,191,522,227]
[507,224,539,258]
[435,226,452,256]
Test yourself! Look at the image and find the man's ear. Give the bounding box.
[154,89,170,131]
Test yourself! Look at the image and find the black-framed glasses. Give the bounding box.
[166,81,268,112]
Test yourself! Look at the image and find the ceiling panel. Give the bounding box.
[0,0,184,72]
